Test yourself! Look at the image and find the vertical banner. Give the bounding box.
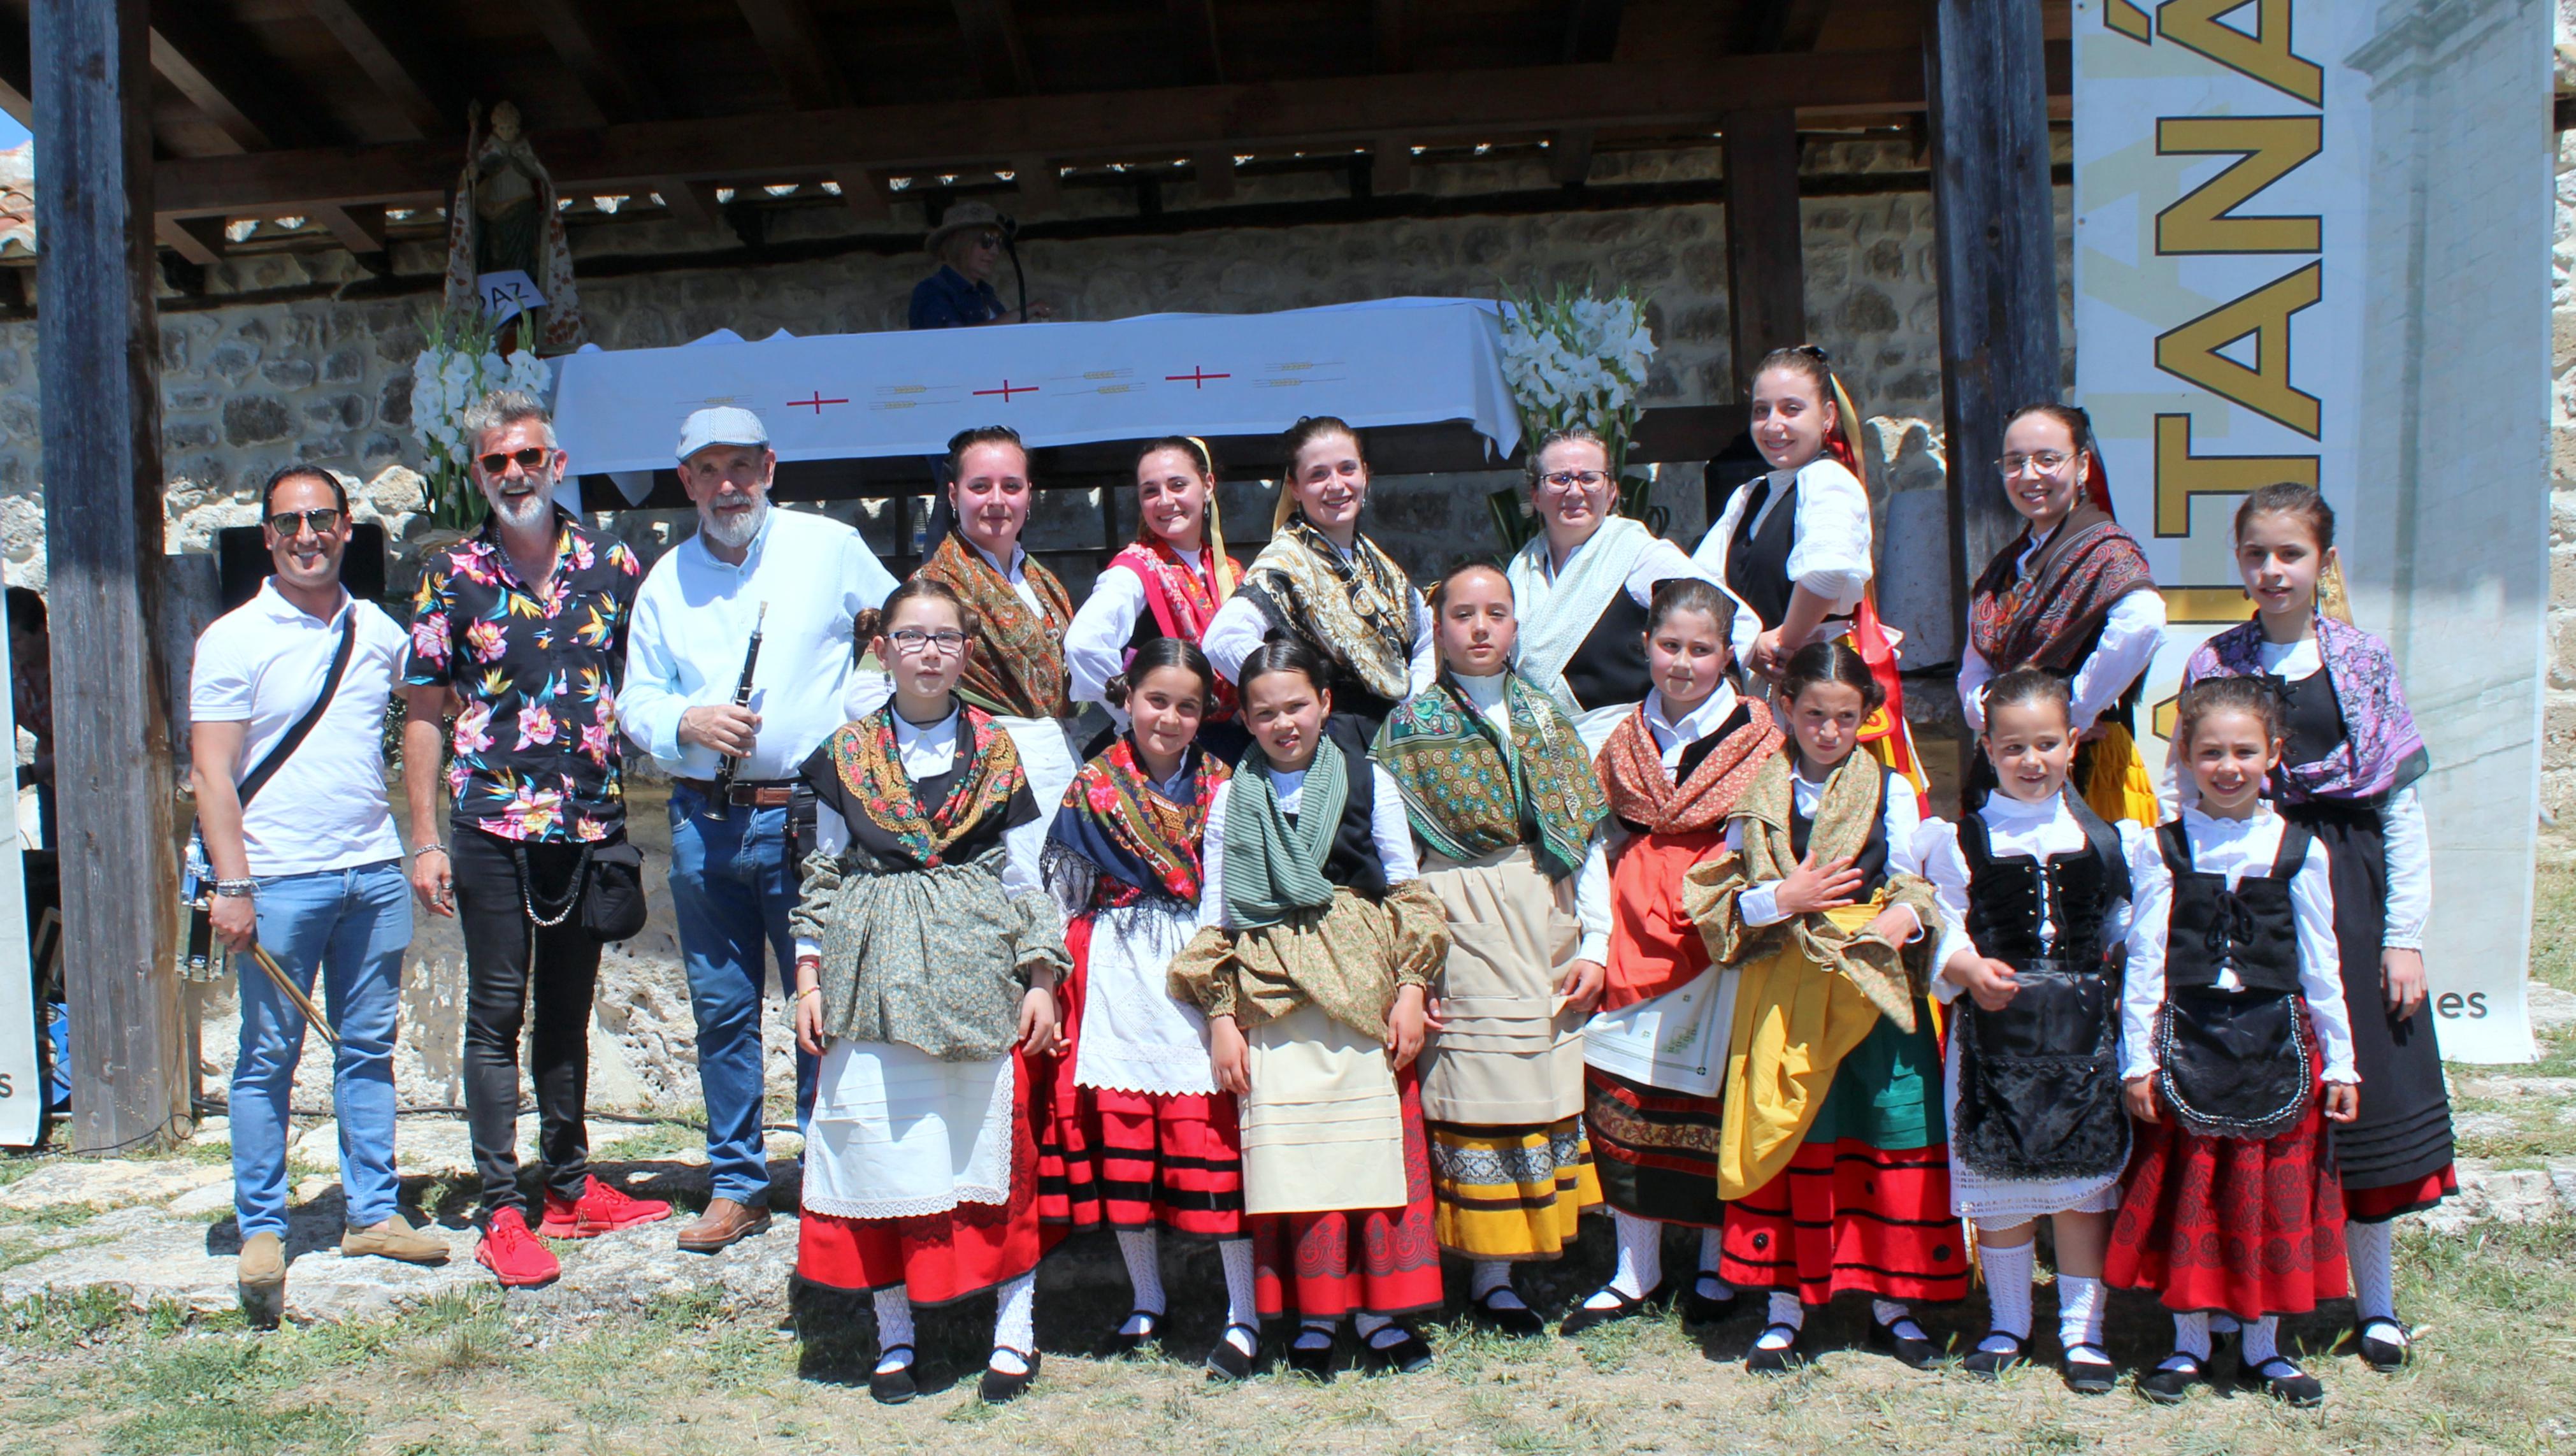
[2073,0,2547,1063]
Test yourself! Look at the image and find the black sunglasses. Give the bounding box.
[266,507,345,538]
[477,447,553,475]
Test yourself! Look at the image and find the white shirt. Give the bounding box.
[1451,672,1613,962]
[2252,636,2431,950]
[2119,805,2356,1083]
[1916,791,2145,1003]
[1200,538,1436,695]
[1957,527,2167,733]
[1194,760,1419,931]
[970,541,1047,618]
[1067,545,1206,719]
[189,582,407,877]
[622,508,898,781]
[1641,682,1743,770]
[1541,531,1711,612]
[1734,762,1927,942]
[1692,456,1874,654]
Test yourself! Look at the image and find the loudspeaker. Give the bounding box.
[216,523,389,612]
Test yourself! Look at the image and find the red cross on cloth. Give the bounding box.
[1165,366,1232,388]
[972,378,1040,401]
[787,393,850,414]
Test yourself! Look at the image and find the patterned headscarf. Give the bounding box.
[916,530,1075,719]
[1374,674,1604,880]
[1966,503,2156,672]
[1237,514,1416,705]
[1595,695,1781,836]
[2185,614,2430,801]
[1049,738,1229,908]
[823,704,1026,868]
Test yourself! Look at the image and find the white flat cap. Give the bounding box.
[676,405,770,462]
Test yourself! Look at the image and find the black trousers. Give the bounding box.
[450,827,603,1214]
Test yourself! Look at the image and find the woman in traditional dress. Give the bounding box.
[1959,404,2166,824]
[1564,578,1782,1337]
[1167,635,1451,1379]
[1065,436,1248,757]
[789,578,1069,1406]
[1202,416,1433,740]
[1686,641,1961,1374]
[1035,638,1263,1380]
[2111,674,2358,1409]
[2178,482,2447,1376]
[1506,427,1715,756]
[1373,562,1608,1336]
[912,425,1084,870]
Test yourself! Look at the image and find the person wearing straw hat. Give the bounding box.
[910,201,1054,329]
[191,464,449,1324]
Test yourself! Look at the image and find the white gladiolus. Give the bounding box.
[1497,283,1656,510]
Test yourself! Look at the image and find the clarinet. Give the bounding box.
[702,602,767,822]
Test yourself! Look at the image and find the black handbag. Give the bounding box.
[511,836,648,944]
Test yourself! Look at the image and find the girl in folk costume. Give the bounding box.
[2179,482,2445,1375]
[1959,404,2166,825]
[789,579,1070,1406]
[1688,347,1920,787]
[1065,436,1248,756]
[1685,642,1962,1374]
[1564,579,1783,1337]
[1372,563,1609,1336]
[2110,676,2359,1409]
[912,426,1084,877]
[1504,427,1718,755]
[1033,638,1263,1381]
[1917,668,2149,1395]
[1167,636,1451,1379]
[1203,417,1434,740]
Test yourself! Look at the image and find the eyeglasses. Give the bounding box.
[1995,450,2072,477]
[266,507,344,538]
[477,447,554,475]
[970,232,1002,249]
[888,628,970,656]
[1537,470,1609,491]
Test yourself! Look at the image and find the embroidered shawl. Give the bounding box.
[2185,614,2430,801]
[1595,696,1782,836]
[1223,737,1351,929]
[820,704,1026,869]
[1239,515,1416,705]
[1108,536,1241,717]
[1049,739,1229,908]
[1374,674,1606,880]
[1966,504,2155,672]
[1505,516,1657,716]
[916,530,1075,719]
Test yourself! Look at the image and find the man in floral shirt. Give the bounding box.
[400,388,668,1287]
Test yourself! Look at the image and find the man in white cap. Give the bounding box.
[622,406,899,1251]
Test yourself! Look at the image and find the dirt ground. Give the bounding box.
[3,872,2573,1456]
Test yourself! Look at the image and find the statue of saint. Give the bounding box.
[441,101,586,354]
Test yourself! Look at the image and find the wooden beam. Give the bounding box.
[301,0,464,138]
[1926,0,2060,614]
[524,0,668,124]
[1374,0,1406,73]
[1011,154,1061,217]
[32,0,190,1155]
[953,0,1032,96]
[1165,0,1221,83]
[733,0,853,110]
[1721,107,1805,397]
[0,10,38,127]
[1550,126,1595,186]
[154,213,225,266]
[147,1,327,151]
[824,171,888,224]
[1191,147,1235,201]
[1741,0,1832,54]
[154,50,1960,217]
[1562,0,1623,63]
[312,201,385,254]
[1372,136,1414,195]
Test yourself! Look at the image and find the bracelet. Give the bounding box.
[410,844,448,861]
[796,986,822,1001]
[210,878,257,899]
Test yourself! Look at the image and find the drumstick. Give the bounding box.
[248,943,340,1049]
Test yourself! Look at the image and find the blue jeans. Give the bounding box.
[668,784,817,1204]
[231,860,412,1239]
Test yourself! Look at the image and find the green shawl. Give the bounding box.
[1374,673,1606,880]
[1222,736,1350,929]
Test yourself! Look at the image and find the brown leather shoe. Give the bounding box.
[675,1196,773,1253]
[342,1213,452,1265]
[238,1232,286,1329]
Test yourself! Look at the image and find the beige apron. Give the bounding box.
[1415,844,1587,1126]
[1238,1004,1407,1215]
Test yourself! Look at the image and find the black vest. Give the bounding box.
[1560,587,1654,713]
[2158,819,2310,995]
[2273,666,2347,777]
[1272,717,1388,900]
[1724,479,1799,632]
[1958,798,2130,972]
[1788,761,1892,899]
[1611,700,1755,834]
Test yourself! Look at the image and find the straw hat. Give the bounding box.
[925,200,1009,257]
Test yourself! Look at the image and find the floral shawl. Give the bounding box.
[820,704,1026,869]
[1048,738,1229,909]
[1237,514,1416,705]
[1967,504,2155,672]
[1108,536,1241,717]
[1373,674,1605,880]
[1595,695,1782,837]
[2185,614,2430,802]
[916,531,1074,719]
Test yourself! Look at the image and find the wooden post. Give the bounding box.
[1721,107,1807,395]
[1924,0,2060,619]
[32,0,190,1154]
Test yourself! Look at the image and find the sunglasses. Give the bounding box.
[266,507,345,537]
[476,447,554,475]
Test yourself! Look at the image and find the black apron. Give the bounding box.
[2152,818,2315,1141]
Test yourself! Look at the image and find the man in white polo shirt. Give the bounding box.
[622,407,898,1251]
[191,464,449,1323]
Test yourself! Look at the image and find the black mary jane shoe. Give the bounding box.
[2354,1318,2411,1373]
[2136,1353,2206,1406]
[1204,1323,1262,1381]
[1473,1288,1547,1339]
[2241,1355,2324,1409]
[1109,1309,1162,1355]
[1961,1332,2030,1378]
[979,1347,1042,1404]
[868,1344,918,1406]
[1744,1324,1809,1374]
[1286,1333,1339,1381]
[1558,1285,1657,1337]
[1864,1313,1938,1371]
[1362,1325,1436,1375]
[1680,1274,1741,1327]
[2063,1343,2117,1395]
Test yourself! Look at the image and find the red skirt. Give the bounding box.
[796,1049,1063,1306]
[1718,1141,1971,1306]
[2345,1162,2457,1223]
[2106,1088,2349,1320]
[1251,1066,1445,1321]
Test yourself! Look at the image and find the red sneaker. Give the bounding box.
[475,1207,561,1288]
[537,1176,672,1239]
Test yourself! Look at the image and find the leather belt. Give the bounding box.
[677,777,798,808]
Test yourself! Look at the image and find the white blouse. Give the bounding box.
[970,541,1046,619]
[1450,672,1613,963]
[1691,456,1874,651]
[1065,547,1207,716]
[1641,682,1743,770]
[1956,523,2168,733]
[1734,763,1927,943]
[2119,805,2357,1084]
[1199,538,1436,694]
[1193,760,1420,932]
[1915,791,2145,1001]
